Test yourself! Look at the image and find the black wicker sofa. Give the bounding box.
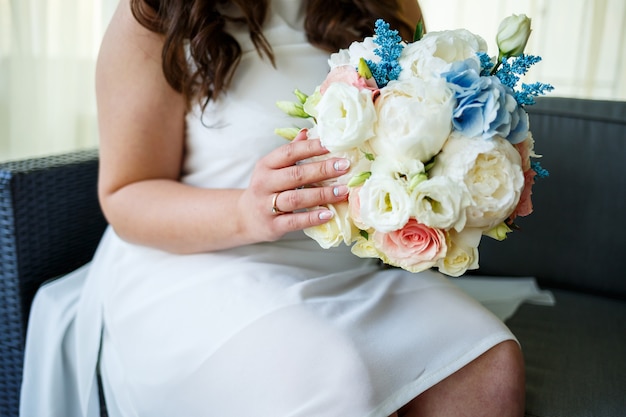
[1,97,625,417]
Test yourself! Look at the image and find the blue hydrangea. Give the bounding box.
[366,19,404,88]
[443,59,529,144]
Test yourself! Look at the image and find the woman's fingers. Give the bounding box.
[265,137,327,168]
[243,132,354,241]
[271,208,337,231]
[260,144,351,192]
[271,184,349,215]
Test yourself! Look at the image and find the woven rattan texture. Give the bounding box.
[0,149,107,417]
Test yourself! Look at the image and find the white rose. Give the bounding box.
[412,175,472,231]
[430,133,524,229]
[358,174,413,233]
[398,29,488,80]
[316,82,377,152]
[350,233,380,259]
[436,228,482,277]
[304,202,358,249]
[369,77,454,162]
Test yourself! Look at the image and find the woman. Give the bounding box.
[42,0,526,415]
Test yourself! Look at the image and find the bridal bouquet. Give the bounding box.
[276,15,552,276]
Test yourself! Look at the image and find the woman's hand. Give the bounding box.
[95,0,354,254]
[239,129,351,242]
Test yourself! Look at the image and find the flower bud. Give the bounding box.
[357,58,373,80]
[275,101,309,118]
[347,171,372,187]
[408,172,428,192]
[483,222,512,241]
[274,127,302,140]
[293,88,308,104]
[496,14,531,60]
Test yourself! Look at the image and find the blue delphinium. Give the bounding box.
[443,59,529,144]
[366,19,404,88]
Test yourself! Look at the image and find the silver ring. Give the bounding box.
[271,192,287,215]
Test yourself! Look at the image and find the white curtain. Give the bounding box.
[1,0,625,162]
[0,0,116,161]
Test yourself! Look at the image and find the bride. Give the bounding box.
[21,0,525,416]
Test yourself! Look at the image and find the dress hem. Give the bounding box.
[366,331,517,417]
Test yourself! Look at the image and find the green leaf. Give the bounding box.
[413,20,424,42]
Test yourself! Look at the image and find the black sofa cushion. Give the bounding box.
[506,289,626,417]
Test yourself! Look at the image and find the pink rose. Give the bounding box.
[320,65,378,95]
[347,186,368,229]
[509,168,536,221]
[373,219,447,273]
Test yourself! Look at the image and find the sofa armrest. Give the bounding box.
[475,97,626,298]
[0,149,108,417]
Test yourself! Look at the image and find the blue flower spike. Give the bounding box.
[366,19,405,88]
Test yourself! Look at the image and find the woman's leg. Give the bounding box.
[398,340,525,417]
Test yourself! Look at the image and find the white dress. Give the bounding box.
[19,1,554,416]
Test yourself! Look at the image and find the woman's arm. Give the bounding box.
[97,0,350,254]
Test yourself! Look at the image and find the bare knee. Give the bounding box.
[399,340,526,417]
[456,340,526,416]
[485,340,526,413]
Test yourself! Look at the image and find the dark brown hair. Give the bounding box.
[130,0,417,106]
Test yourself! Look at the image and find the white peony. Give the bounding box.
[398,29,488,81]
[412,175,472,231]
[315,82,377,152]
[430,132,524,230]
[369,77,454,162]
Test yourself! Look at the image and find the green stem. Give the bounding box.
[490,58,502,75]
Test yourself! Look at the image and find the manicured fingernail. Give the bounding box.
[334,159,350,171]
[319,210,334,220]
[333,185,349,197]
